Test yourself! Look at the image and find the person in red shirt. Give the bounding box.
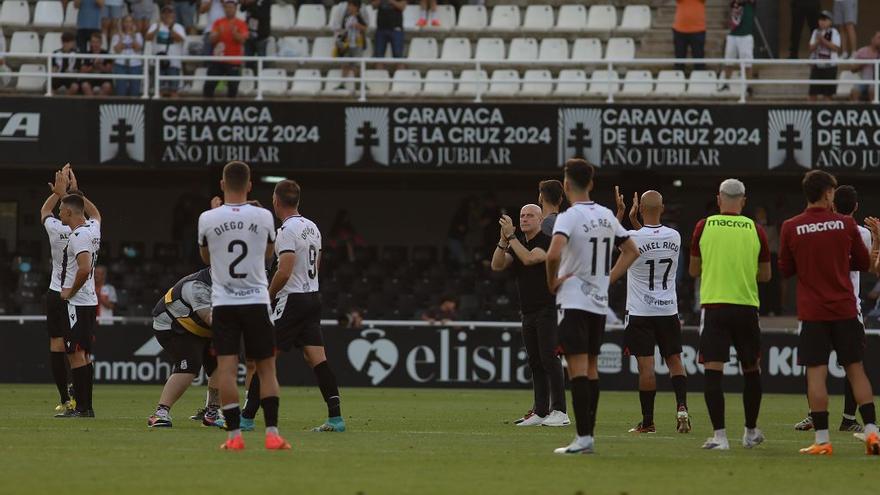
[778,170,879,456]
[203,0,248,98]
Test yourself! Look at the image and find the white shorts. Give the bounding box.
[725,34,754,67]
[833,0,858,25]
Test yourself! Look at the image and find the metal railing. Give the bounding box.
[1,52,878,104]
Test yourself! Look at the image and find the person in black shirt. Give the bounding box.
[53,32,80,95]
[538,179,565,237]
[79,31,113,96]
[371,0,406,65]
[240,0,272,73]
[491,204,569,427]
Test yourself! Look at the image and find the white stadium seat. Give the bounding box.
[605,37,635,60]
[63,1,77,27]
[588,70,620,96]
[10,31,40,54]
[441,37,471,60]
[554,69,587,96]
[402,4,420,30]
[296,4,326,30]
[621,70,653,96]
[836,70,859,98]
[277,36,308,58]
[365,69,390,96]
[488,69,519,96]
[488,5,519,32]
[554,5,586,32]
[475,38,505,61]
[507,38,538,62]
[571,38,602,62]
[270,4,295,31]
[520,69,552,96]
[323,68,352,94]
[426,4,455,31]
[327,1,346,30]
[289,69,322,96]
[33,1,63,28]
[687,70,718,96]
[311,36,335,58]
[522,5,553,32]
[41,31,61,53]
[0,0,29,26]
[455,5,487,31]
[408,37,438,60]
[16,64,46,92]
[265,36,277,57]
[455,69,488,96]
[239,68,255,96]
[364,4,377,29]
[585,5,617,33]
[654,70,686,97]
[422,69,454,96]
[183,67,207,95]
[539,38,568,61]
[618,5,651,32]
[183,34,203,55]
[258,68,287,96]
[390,70,422,96]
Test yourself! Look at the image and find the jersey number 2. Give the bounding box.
[228,240,248,279]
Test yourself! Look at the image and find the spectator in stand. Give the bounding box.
[204,0,248,98]
[74,0,104,53]
[94,265,117,324]
[721,0,756,95]
[199,0,226,55]
[808,10,841,102]
[111,15,144,96]
[417,0,439,27]
[79,31,113,96]
[371,0,406,66]
[339,307,364,330]
[174,0,198,34]
[333,0,367,90]
[789,0,820,59]
[833,0,858,59]
[101,0,127,43]
[146,5,187,97]
[421,295,458,324]
[52,32,81,95]
[240,0,272,73]
[327,209,365,263]
[673,0,706,71]
[850,31,880,102]
[129,0,155,35]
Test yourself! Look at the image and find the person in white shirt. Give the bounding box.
[146,6,187,96]
[111,15,144,96]
[808,10,841,101]
[545,159,639,455]
[94,265,117,323]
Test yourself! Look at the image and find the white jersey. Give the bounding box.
[626,225,681,317]
[198,203,276,307]
[153,278,212,331]
[44,216,73,292]
[553,201,629,314]
[275,215,322,297]
[61,220,101,306]
[852,225,872,303]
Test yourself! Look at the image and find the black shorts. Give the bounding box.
[212,304,275,360]
[557,308,605,356]
[64,303,96,354]
[46,289,67,338]
[798,319,866,367]
[699,305,761,366]
[809,66,838,96]
[624,314,683,358]
[155,329,217,376]
[272,293,323,352]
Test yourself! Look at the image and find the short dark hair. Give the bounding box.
[89,31,102,41]
[274,180,301,208]
[539,180,564,207]
[60,193,84,212]
[440,294,456,305]
[61,31,75,43]
[802,170,837,203]
[833,185,858,215]
[563,158,595,190]
[66,189,84,197]
[223,161,250,192]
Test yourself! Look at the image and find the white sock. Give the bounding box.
[815,429,830,444]
[266,426,279,435]
[228,429,242,440]
[576,434,593,446]
[865,423,879,436]
[714,429,727,440]
[746,427,757,437]
[842,414,857,421]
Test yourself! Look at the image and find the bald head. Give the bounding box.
[638,190,665,226]
[519,204,543,236]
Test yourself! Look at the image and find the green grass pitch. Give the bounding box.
[0,384,876,494]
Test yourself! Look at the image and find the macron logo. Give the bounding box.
[795,220,845,235]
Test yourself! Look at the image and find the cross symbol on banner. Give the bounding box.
[110,118,134,161]
[567,122,592,159]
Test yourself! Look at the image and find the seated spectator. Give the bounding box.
[421,295,458,324]
[204,0,248,98]
[52,32,81,95]
[338,307,365,330]
[101,0,127,44]
[129,0,155,34]
[808,10,841,102]
[95,265,118,324]
[333,0,367,90]
[851,31,880,102]
[111,15,145,96]
[721,0,756,95]
[417,0,439,27]
[174,0,198,34]
[327,209,365,263]
[146,6,186,97]
[79,31,114,96]
[240,0,272,73]
[75,0,104,53]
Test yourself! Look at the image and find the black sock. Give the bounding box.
[261,396,279,428]
[639,390,656,426]
[843,379,857,418]
[570,377,593,437]
[50,352,69,403]
[859,403,877,425]
[85,363,94,410]
[313,361,341,418]
[671,375,687,409]
[811,410,829,431]
[70,365,89,412]
[223,405,241,431]
[704,369,725,431]
[742,370,762,429]
[242,375,261,420]
[588,379,600,433]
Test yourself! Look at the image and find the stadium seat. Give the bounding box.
[585,5,617,33]
[402,4,420,30]
[507,38,538,62]
[323,68,352,94]
[538,38,568,61]
[605,37,635,60]
[16,64,46,92]
[311,36,335,58]
[327,1,346,29]
[62,1,76,27]
[554,69,587,96]
[455,69,488,97]
[686,70,718,96]
[620,70,653,96]
[277,36,309,58]
[195,12,207,30]
[408,37,438,60]
[296,4,326,30]
[571,38,602,62]
[390,69,421,96]
[455,4,487,31]
[10,31,39,54]
[365,69,390,96]
[238,67,256,96]
[654,70,686,97]
[183,34,203,55]
[836,70,859,98]
[259,68,288,96]
[425,4,455,31]
[520,69,552,96]
[265,36,278,57]
[554,5,587,32]
[270,3,295,31]
[441,37,471,60]
[0,0,29,26]
[475,38,505,61]
[488,5,520,32]
[522,5,553,32]
[618,5,651,33]
[41,31,61,53]
[184,67,207,95]
[588,70,620,96]
[422,69,454,96]
[487,69,519,96]
[33,1,63,28]
[288,68,322,96]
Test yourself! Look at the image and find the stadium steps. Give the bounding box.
[750,64,810,100]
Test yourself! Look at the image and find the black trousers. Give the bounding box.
[673,30,706,71]
[790,0,820,57]
[522,306,566,415]
[203,63,241,98]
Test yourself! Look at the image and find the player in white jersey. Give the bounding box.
[613,190,691,434]
[42,165,101,416]
[546,159,640,455]
[240,180,346,433]
[197,161,290,451]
